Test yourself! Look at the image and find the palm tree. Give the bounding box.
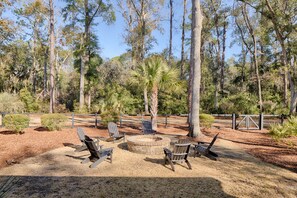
[130,62,150,115]
[136,56,179,130]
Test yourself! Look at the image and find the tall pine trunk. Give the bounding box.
[80,0,90,111]
[169,0,173,60]
[221,15,227,93]
[189,0,203,137]
[242,4,263,112]
[180,0,187,79]
[49,0,55,113]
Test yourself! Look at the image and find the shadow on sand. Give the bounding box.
[0,175,235,198]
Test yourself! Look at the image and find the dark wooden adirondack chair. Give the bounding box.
[142,120,156,134]
[194,133,219,160]
[107,122,125,143]
[82,135,113,168]
[75,127,101,152]
[163,139,192,172]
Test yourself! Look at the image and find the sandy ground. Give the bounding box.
[0,132,297,197]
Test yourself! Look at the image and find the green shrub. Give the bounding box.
[100,110,119,127]
[19,88,39,112]
[41,114,67,131]
[270,116,297,139]
[200,114,215,128]
[3,114,29,133]
[219,92,258,114]
[0,92,25,113]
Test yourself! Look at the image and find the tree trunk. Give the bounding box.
[180,0,187,79]
[290,91,297,115]
[288,57,297,115]
[144,87,149,114]
[169,0,173,60]
[140,0,145,62]
[242,4,263,112]
[264,0,289,106]
[49,0,55,113]
[43,55,47,98]
[32,24,37,94]
[214,81,219,110]
[189,0,203,137]
[79,51,85,110]
[80,0,90,111]
[187,0,194,125]
[221,15,227,93]
[87,90,91,112]
[241,42,246,91]
[150,86,158,130]
[253,38,263,112]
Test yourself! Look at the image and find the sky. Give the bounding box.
[94,0,237,60]
[3,0,238,61]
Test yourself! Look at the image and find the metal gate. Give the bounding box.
[233,114,263,130]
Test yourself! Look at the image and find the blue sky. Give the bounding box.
[3,0,237,61]
[95,0,237,60]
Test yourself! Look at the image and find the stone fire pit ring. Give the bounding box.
[127,135,171,155]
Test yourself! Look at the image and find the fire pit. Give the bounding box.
[127,135,171,155]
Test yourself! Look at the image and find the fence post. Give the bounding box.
[71,113,74,128]
[1,113,5,127]
[280,114,285,125]
[232,113,236,129]
[120,114,122,127]
[259,113,263,130]
[246,115,250,130]
[95,113,98,128]
[165,114,168,128]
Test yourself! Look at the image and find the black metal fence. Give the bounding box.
[0,112,284,130]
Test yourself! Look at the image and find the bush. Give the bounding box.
[219,92,258,114]
[19,88,39,112]
[200,114,215,128]
[100,110,119,127]
[3,114,29,133]
[41,114,67,131]
[0,92,25,113]
[270,116,297,139]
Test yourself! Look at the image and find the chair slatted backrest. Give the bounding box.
[172,139,191,161]
[108,122,119,137]
[84,135,100,158]
[207,133,219,150]
[77,128,86,143]
[142,121,153,134]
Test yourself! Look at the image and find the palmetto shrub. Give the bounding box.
[270,116,297,139]
[3,114,29,134]
[100,110,120,127]
[200,114,215,128]
[41,114,67,131]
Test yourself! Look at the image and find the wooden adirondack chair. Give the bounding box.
[107,122,125,143]
[75,127,101,152]
[142,120,156,134]
[194,133,219,160]
[81,135,113,168]
[163,139,192,172]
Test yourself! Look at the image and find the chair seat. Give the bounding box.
[163,139,192,171]
[194,134,219,160]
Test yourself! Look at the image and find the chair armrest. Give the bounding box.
[198,141,210,145]
[163,148,172,155]
[98,147,113,153]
